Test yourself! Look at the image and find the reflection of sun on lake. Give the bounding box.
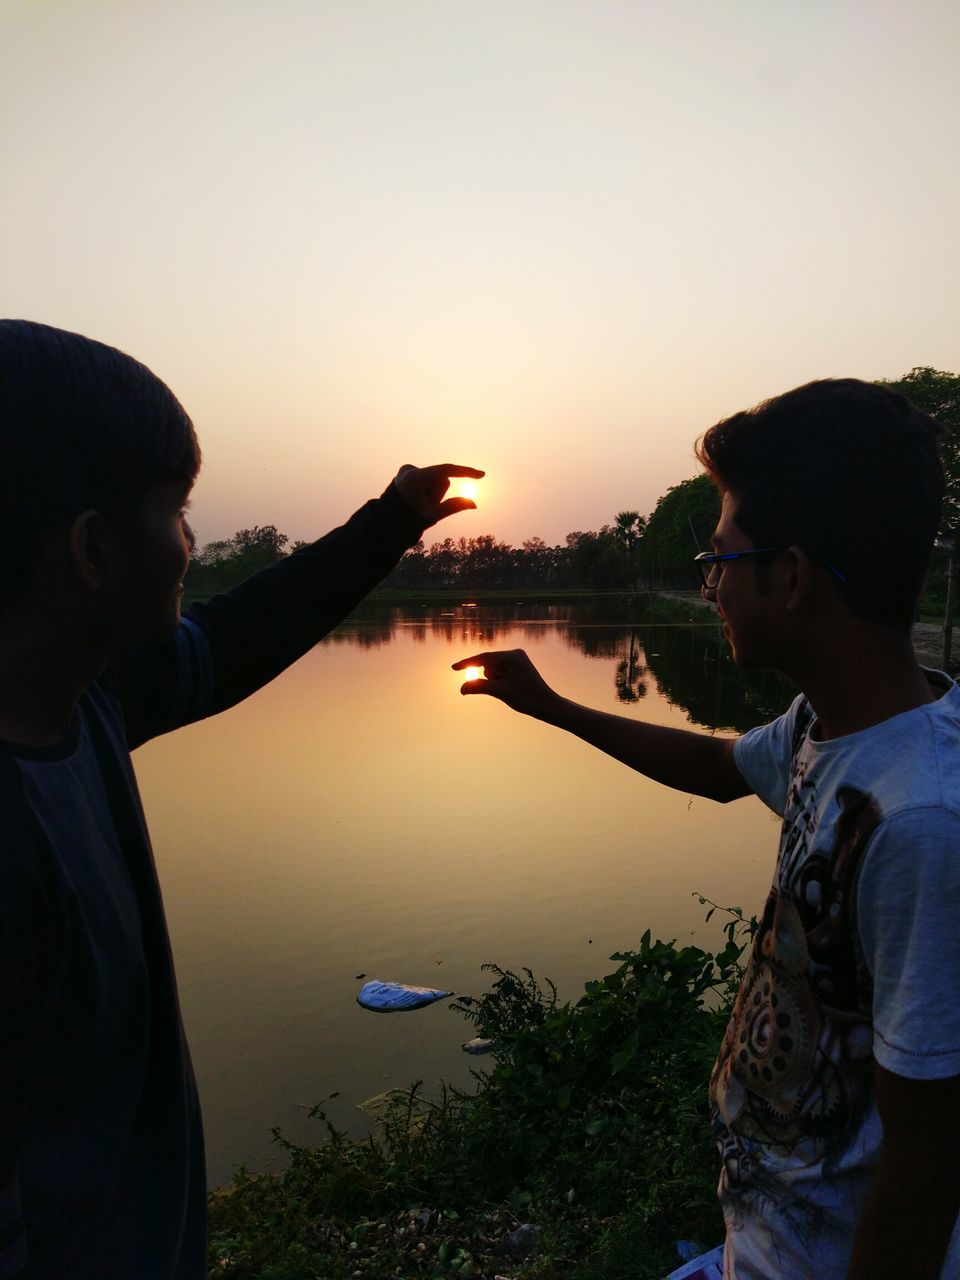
[464,666,483,682]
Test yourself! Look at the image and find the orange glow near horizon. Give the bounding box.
[4,3,956,555]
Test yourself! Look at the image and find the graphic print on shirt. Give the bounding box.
[709,756,881,1231]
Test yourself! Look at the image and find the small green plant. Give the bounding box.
[208,907,755,1279]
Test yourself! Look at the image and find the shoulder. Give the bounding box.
[733,693,811,772]
[733,694,811,815]
[735,694,810,758]
[868,677,960,818]
[917,674,960,800]
[805,675,960,819]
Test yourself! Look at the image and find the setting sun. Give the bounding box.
[464,666,483,682]
[452,479,480,503]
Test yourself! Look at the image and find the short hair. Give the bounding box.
[0,320,200,602]
[696,378,944,631]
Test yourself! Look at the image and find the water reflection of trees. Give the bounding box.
[638,626,795,732]
[324,602,794,733]
[556,623,791,730]
[615,632,647,703]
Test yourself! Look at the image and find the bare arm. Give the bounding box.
[453,649,751,803]
[847,1066,960,1279]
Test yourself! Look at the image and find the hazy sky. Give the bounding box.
[3,0,958,548]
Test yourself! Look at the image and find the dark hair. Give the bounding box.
[696,378,944,631]
[0,320,200,602]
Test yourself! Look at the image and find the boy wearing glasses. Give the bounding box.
[455,379,959,1279]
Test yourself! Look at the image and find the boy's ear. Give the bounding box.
[68,510,123,591]
[782,545,819,613]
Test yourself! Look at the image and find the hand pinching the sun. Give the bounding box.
[393,463,485,526]
[452,649,560,719]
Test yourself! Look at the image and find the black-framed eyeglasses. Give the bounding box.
[693,548,847,592]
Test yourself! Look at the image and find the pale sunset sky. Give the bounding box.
[2,0,957,548]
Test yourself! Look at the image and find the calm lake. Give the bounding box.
[133,598,794,1189]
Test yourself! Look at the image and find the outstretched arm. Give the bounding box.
[119,463,483,747]
[452,649,750,803]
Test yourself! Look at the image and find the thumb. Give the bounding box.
[436,497,477,520]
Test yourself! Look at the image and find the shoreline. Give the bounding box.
[184,583,953,667]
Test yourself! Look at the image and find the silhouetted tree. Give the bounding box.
[613,511,645,588]
[878,367,960,666]
[186,525,290,596]
[641,475,720,588]
[232,525,289,562]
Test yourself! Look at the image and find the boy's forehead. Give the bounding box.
[713,491,746,549]
[144,474,194,507]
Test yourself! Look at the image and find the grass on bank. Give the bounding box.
[207,903,755,1280]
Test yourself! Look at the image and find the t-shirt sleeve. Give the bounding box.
[857,806,960,1080]
[732,695,806,816]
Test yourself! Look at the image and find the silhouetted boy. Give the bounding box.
[0,318,481,1277]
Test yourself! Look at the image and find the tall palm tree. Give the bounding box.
[614,510,645,587]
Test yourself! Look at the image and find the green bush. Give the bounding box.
[208,904,755,1280]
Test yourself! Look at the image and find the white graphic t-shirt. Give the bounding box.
[712,671,960,1279]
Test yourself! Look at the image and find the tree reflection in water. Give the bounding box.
[330,598,795,733]
[636,625,794,732]
[615,631,647,703]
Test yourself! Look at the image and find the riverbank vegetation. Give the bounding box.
[207,905,754,1280]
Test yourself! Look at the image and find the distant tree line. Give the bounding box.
[185,524,298,596]
[382,482,719,590]
[879,367,960,663]
[184,488,719,597]
[185,369,960,633]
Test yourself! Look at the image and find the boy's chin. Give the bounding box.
[121,602,183,648]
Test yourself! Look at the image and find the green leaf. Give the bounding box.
[611,1050,634,1074]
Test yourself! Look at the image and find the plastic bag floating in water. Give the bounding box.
[462,1037,493,1055]
[356,980,452,1013]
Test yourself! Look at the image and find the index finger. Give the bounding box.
[452,653,490,671]
[426,464,485,480]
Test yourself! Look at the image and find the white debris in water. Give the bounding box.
[461,1037,494,1055]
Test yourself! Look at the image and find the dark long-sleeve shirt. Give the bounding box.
[0,485,424,1278]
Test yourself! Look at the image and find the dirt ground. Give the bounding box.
[912,622,950,669]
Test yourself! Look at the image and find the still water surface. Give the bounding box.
[133,601,794,1188]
